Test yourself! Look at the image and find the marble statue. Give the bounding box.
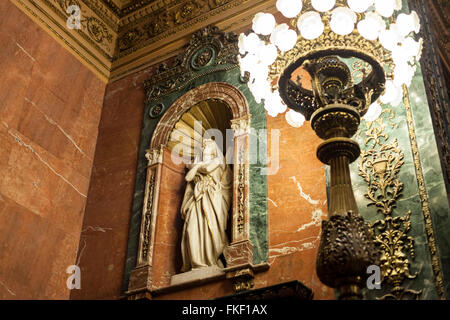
[180,138,232,272]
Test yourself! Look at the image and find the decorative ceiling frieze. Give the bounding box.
[78,0,122,30]
[117,0,247,58]
[55,0,117,56]
[11,0,276,82]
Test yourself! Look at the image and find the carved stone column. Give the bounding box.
[127,145,164,295]
[224,115,256,291]
[230,115,252,243]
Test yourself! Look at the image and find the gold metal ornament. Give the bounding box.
[358,116,421,300]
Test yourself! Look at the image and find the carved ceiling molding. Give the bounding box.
[110,0,277,81]
[11,0,277,83]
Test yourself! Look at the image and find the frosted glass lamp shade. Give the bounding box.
[238,53,258,76]
[271,24,298,52]
[248,77,271,104]
[391,37,422,66]
[380,80,403,106]
[347,0,374,13]
[330,7,357,36]
[311,0,335,12]
[394,0,403,10]
[250,63,269,83]
[393,62,415,87]
[238,32,262,54]
[357,12,385,40]
[252,13,276,35]
[375,0,395,18]
[379,24,403,51]
[276,0,303,18]
[238,33,246,55]
[402,37,422,60]
[258,43,278,65]
[297,11,324,40]
[363,101,382,122]
[285,109,305,127]
[396,11,420,37]
[264,90,287,117]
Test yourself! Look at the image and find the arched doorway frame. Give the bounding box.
[131,82,254,293]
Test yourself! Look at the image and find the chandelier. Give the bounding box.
[238,0,422,126]
[238,0,422,300]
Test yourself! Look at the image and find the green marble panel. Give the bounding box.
[350,66,449,300]
[352,105,440,300]
[323,0,450,299]
[407,64,450,297]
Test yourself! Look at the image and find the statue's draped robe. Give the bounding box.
[180,159,232,272]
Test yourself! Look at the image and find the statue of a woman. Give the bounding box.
[180,138,232,272]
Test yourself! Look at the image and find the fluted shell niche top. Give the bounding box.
[168,99,232,162]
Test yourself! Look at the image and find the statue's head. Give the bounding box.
[202,138,217,161]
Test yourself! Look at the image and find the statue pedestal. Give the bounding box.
[170,266,225,287]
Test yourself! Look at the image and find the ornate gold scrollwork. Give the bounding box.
[141,173,156,262]
[58,0,114,50]
[232,278,254,293]
[358,115,421,300]
[237,145,245,234]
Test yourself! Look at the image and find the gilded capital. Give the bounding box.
[145,145,164,166]
[230,115,251,136]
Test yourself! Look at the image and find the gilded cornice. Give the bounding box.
[117,0,253,58]
[110,0,277,80]
[51,0,117,57]
[81,0,122,30]
[11,0,276,82]
[120,0,176,19]
[98,0,121,16]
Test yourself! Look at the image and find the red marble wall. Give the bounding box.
[263,114,334,299]
[261,68,333,299]
[0,1,106,299]
[69,64,158,299]
[151,150,186,289]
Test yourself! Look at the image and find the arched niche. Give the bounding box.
[128,82,262,295]
[125,26,270,299]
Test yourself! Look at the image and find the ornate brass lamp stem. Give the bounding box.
[311,104,362,217]
[328,155,359,216]
[278,55,382,299]
[311,103,379,300]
